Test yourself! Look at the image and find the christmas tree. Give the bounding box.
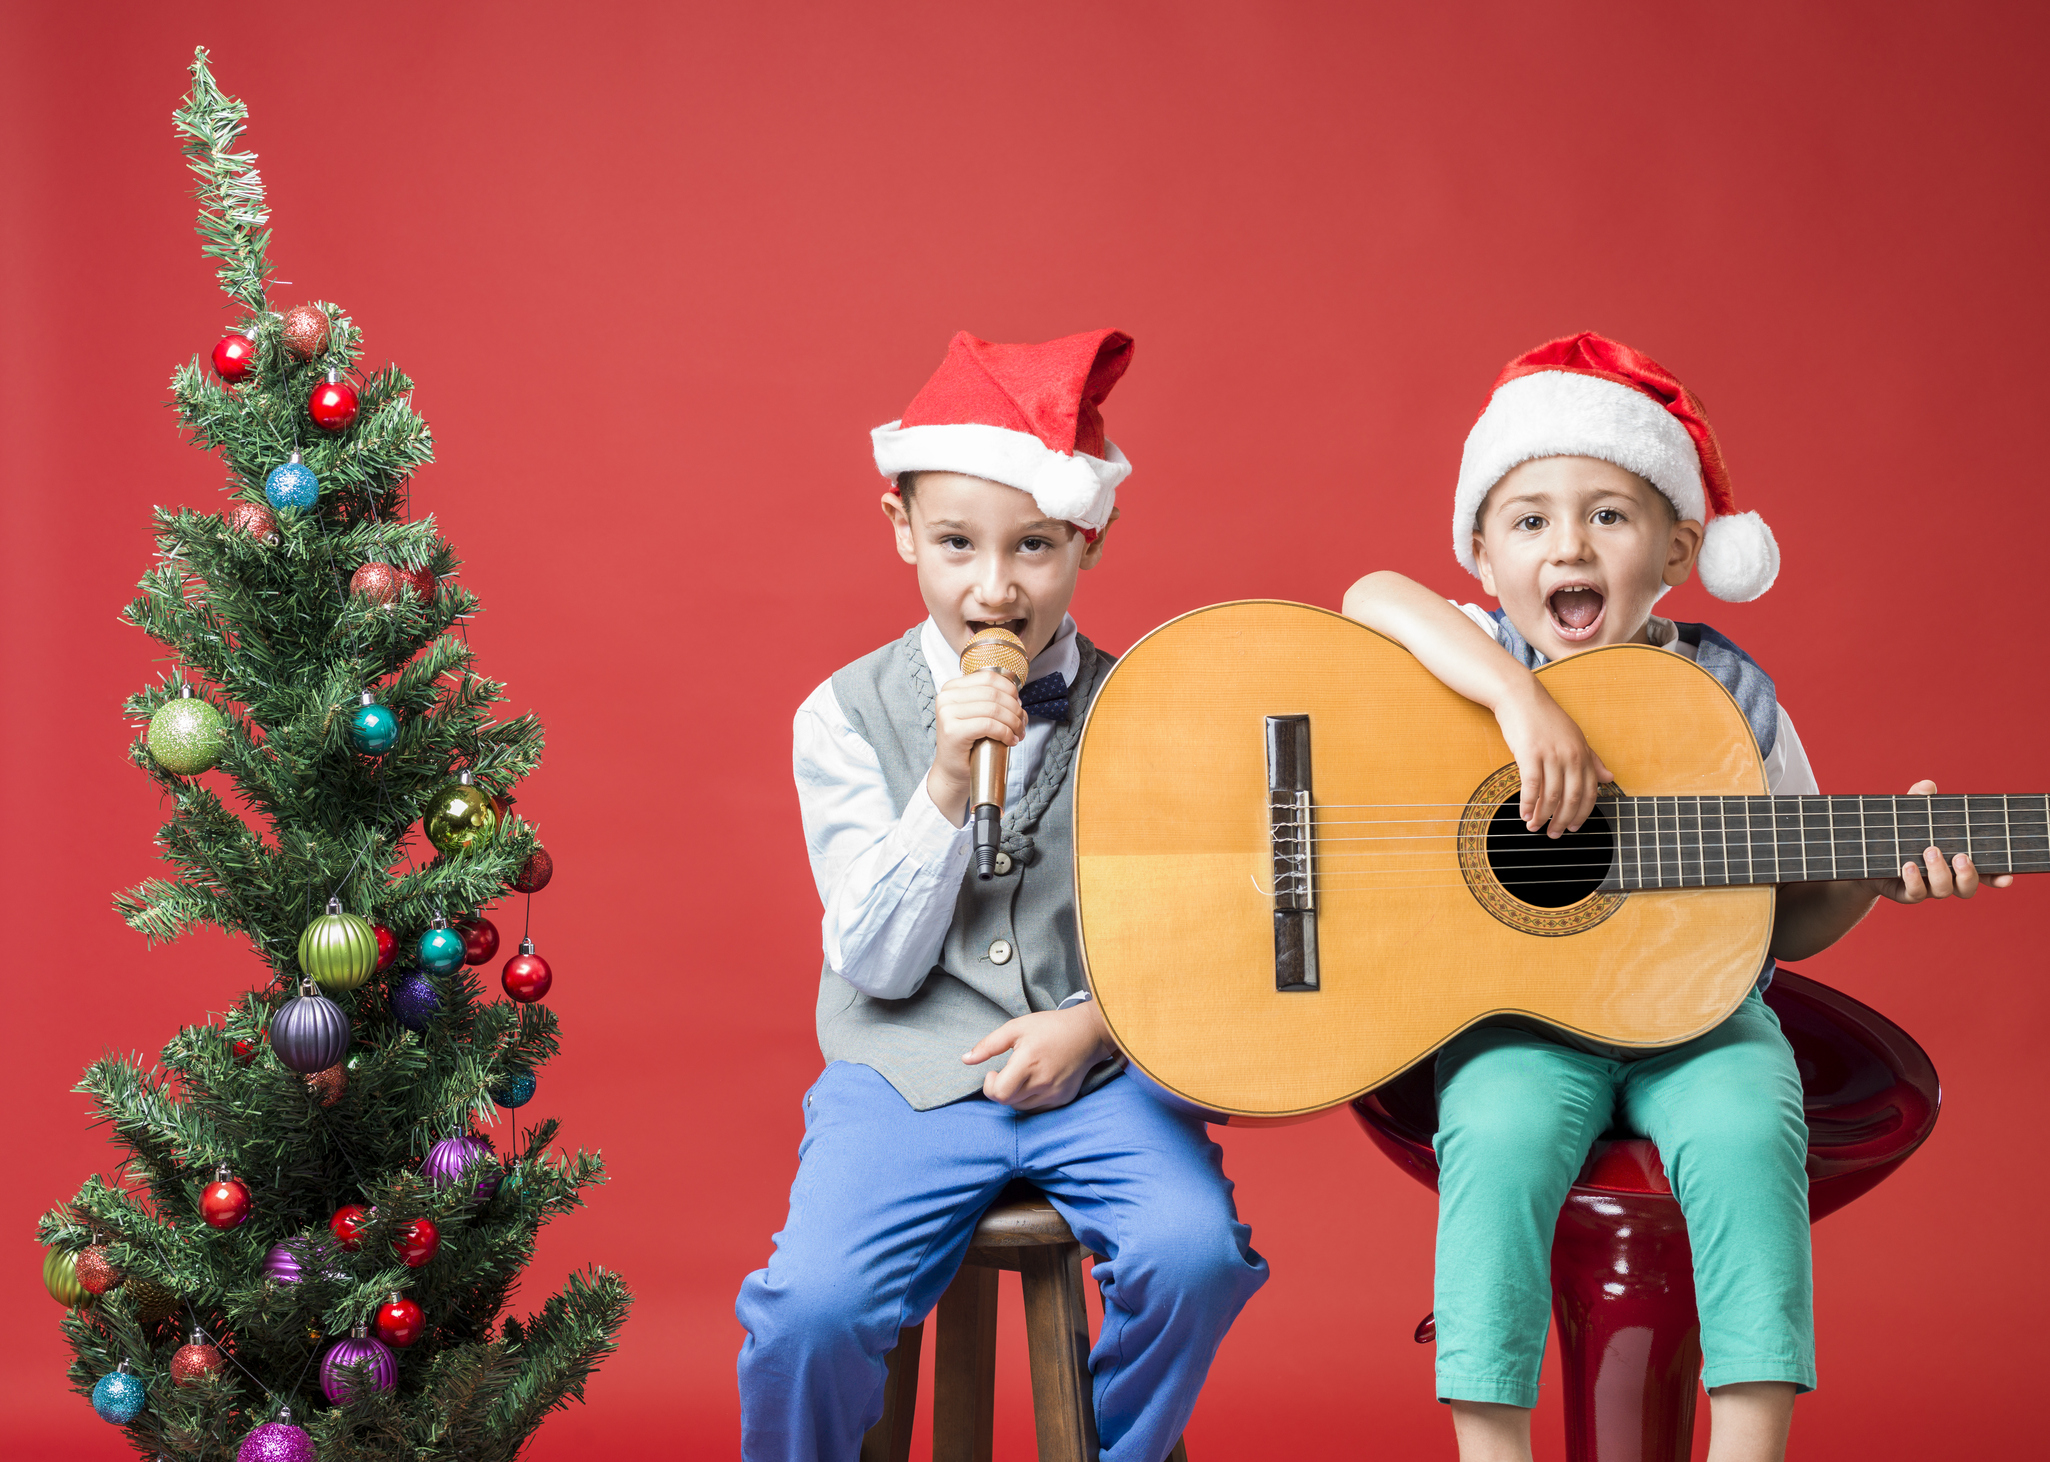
[36,49,630,1462]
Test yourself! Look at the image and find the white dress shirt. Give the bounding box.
[794,616,1082,1000]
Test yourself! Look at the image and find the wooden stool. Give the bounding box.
[861,1181,1189,1462]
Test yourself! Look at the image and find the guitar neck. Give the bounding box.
[1609,794,2050,890]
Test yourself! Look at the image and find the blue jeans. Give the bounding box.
[736,1062,1267,1462]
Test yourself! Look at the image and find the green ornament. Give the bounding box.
[146,686,226,775]
[424,770,497,855]
[298,898,378,990]
[43,1247,87,1307]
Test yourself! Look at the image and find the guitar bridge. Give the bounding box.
[1267,715,1319,992]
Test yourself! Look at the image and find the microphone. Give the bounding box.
[959,626,1029,881]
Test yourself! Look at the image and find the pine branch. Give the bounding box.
[176,48,272,311]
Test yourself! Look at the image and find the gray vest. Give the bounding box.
[815,626,1121,1110]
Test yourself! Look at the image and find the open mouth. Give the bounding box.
[967,618,1029,639]
[1546,584,1606,642]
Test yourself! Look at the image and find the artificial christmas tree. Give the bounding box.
[36,49,628,1460]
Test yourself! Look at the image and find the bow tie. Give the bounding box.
[1020,670,1070,723]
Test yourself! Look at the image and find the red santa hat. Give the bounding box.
[872,329,1134,537]
[1453,332,1779,602]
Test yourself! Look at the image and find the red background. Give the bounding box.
[5,3,2047,1457]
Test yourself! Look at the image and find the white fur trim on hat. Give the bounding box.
[871,420,1128,533]
[1454,371,1706,575]
[1695,510,1779,602]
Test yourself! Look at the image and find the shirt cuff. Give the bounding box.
[1057,990,1094,1009]
[896,777,973,864]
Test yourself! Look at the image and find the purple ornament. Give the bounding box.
[262,1238,341,1285]
[320,1326,397,1403]
[388,969,440,1032]
[238,1411,316,1462]
[421,1134,500,1200]
[272,977,350,1073]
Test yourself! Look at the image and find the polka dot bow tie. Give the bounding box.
[1020,671,1070,723]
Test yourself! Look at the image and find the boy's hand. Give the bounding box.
[1867,780,2015,904]
[963,1000,1118,1112]
[925,668,1026,825]
[1494,680,1615,838]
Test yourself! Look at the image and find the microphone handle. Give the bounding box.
[969,736,1008,880]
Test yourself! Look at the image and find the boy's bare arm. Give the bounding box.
[1771,779,2012,961]
[1341,572,1613,837]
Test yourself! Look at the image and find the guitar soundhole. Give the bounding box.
[1485,800,1615,908]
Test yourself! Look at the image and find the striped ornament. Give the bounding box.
[298,900,378,990]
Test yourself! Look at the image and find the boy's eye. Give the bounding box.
[1019,536,1052,552]
[1516,514,1545,532]
[941,535,971,551]
[1592,509,1622,526]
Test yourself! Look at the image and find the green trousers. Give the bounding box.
[1431,989,1815,1408]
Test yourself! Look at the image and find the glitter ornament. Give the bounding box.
[349,692,398,755]
[513,846,554,894]
[501,938,552,1003]
[147,686,227,775]
[264,451,319,512]
[305,1062,346,1107]
[492,1069,537,1108]
[375,1291,424,1347]
[44,1246,87,1305]
[320,1325,397,1403]
[200,1166,252,1229]
[310,369,360,431]
[350,561,405,605]
[417,912,465,974]
[388,969,440,1032]
[92,1359,147,1424]
[76,1235,123,1296]
[280,304,329,360]
[423,1134,500,1200]
[212,333,256,381]
[273,978,350,1072]
[459,915,500,964]
[222,499,280,544]
[395,1216,439,1267]
[127,1276,179,1324]
[171,1329,226,1384]
[372,923,397,972]
[423,771,497,856]
[403,565,436,601]
[237,1410,316,1462]
[299,898,378,990]
[330,1203,370,1250]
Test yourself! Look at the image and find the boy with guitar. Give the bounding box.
[736,330,1267,1461]
[1343,332,2009,1462]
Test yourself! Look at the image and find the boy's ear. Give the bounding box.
[880,489,918,566]
[1663,517,1706,588]
[1079,507,1120,569]
[1472,534,1497,598]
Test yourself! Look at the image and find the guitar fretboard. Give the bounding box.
[1608,794,2050,890]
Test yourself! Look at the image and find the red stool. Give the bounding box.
[1351,968,1939,1462]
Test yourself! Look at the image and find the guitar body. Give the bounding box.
[1074,600,1774,1118]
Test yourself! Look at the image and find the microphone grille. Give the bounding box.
[960,626,1028,682]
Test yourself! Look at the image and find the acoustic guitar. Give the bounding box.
[1072,600,2045,1118]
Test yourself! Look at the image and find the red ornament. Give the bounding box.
[350,562,405,605]
[395,1217,439,1268]
[222,499,280,545]
[459,916,500,965]
[375,1292,424,1348]
[373,924,397,972]
[200,1167,251,1230]
[76,1237,122,1296]
[280,304,329,360]
[171,1332,227,1385]
[500,939,553,1003]
[231,1034,258,1065]
[513,847,554,894]
[306,1062,347,1108]
[212,334,256,382]
[310,371,360,432]
[330,1203,370,1251]
[403,566,435,602]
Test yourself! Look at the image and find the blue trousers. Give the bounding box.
[736,1062,1268,1462]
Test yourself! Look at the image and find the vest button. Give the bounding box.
[988,939,1013,965]
[993,852,1013,875]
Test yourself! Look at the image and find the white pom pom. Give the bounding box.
[1029,452,1113,531]
[1696,511,1780,602]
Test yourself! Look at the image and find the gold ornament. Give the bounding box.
[424,771,498,855]
[128,1277,180,1323]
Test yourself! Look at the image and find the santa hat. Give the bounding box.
[1453,332,1779,602]
[872,329,1134,537]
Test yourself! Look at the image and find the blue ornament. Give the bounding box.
[389,969,440,1031]
[348,694,398,755]
[492,1070,537,1108]
[263,452,319,513]
[92,1362,146,1424]
[417,920,465,974]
